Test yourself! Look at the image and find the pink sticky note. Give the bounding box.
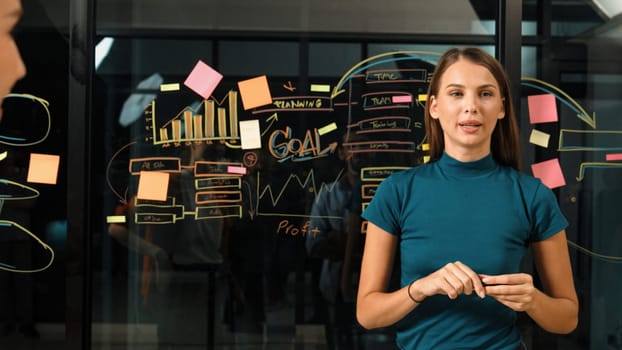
[392,95,412,103]
[227,166,247,175]
[237,75,273,110]
[183,60,223,99]
[531,158,566,189]
[527,94,558,124]
[137,171,170,201]
[27,153,60,185]
[606,153,622,161]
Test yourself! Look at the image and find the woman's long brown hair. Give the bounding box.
[423,47,521,170]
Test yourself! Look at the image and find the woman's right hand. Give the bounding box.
[411,261,486,301]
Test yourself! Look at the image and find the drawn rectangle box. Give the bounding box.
[196,177,241,190]
[129,157,181,175]
[361,184,378,199]
[195,190,242,205]
[196,205,242,219]
[135,213,176,225]
[194,161,244,177]
[135,197,176,206]
[360,167,410,181]
[560,129,622,151]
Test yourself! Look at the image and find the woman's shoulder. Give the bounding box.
[383,162,430,183]
[501,165,549,194]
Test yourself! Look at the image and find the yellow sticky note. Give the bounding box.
[418,94,428,102]
[160,83,180,92]
[239,119,262,149]
[106,215,127,224]
[310,84,330,93]
[421,143,430,151]
[137,171,170,201]
[318,122,337,135]
[529,129,550,148]
[423,155,431,163]
[237,75,273,110]
[27,153,60,185]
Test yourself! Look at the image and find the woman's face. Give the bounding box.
[0,0,26,120]
[429,58,505,161]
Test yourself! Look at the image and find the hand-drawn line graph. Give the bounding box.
[255,168,345,219]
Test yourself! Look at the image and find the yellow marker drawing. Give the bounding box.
[529,129,550,148]
[310,84,331,93]
[1,94,51,146]
[318,122,337,135]
[0,220,54,273]
[106,215,127,224]
[160,83,180,92]
[331,50,442,99]
[521,77,595,128]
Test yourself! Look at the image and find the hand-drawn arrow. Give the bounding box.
[106,141,137,204]
[331,50,442,99]
[521,77,596,129]
[261,113,279,136]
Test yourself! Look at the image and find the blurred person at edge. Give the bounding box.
[0,0,26,120]
[356,47,578,350]
[0,0,36,338]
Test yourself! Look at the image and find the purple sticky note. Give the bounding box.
[531,158,566,189]
[184,60,223,99]
[527,94,558,124]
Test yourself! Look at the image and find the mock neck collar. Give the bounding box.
[437,152,497,177]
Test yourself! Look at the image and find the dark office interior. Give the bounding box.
[1,0,622,349]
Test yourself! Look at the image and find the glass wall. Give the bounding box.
[91,1,504,349]
[89,1,618,350]
[0,0,69,349]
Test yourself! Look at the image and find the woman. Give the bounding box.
[356,47,578,349]
[0,0,26,120]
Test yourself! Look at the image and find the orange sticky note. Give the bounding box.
[184,60,223,99]
[531,158,566,189]
[527,94,558,124]
[27,153,60,185]
[237,75,272,110]
[137,171,170,201]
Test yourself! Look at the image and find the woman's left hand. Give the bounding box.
[480,273,536,312]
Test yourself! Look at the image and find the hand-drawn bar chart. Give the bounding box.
[148,90,240,145]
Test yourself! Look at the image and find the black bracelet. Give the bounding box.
[407,280,425,304]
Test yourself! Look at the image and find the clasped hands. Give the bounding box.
[411,261,536,312]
